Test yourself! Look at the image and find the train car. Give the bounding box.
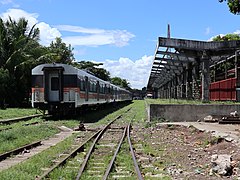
[31,63,132,115]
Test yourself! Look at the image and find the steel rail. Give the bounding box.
[75,108,132,180]
[0,141,42,161]
[127,122,144,180]
[75,117,120,180]
[36,130,101,180]
[0,114,42,124]
[102,125,127,180]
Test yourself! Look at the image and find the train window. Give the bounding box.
[32,75,43,88]
[80,79,85,91]
[89,81,97,92]
[64,75,77,87]
[99,84,105,93]
[89,82,93,92]
[51,77,59,91]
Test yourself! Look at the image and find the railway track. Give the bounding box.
[0,114,42,124]
[0,141,42,161]
[36,108,143,179]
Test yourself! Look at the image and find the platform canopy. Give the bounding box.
[147,37,240,90]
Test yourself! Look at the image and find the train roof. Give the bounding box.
[32,63,77,75]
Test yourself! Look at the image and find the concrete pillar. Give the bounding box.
[174,76,178,99]
[168,82,171,99]
[158,88,161,98]
[201,52,210,103]
[157,89,161,98]
[192,64,200,100]
[213,63,216,82]
[177,75,181,99]
[186,62,193,100]
[161,87,164,98]
[153,88,158,98]
[182,67,186,99]
[163,85,166,99]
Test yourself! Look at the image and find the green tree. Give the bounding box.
[111,76,131,90]
[0,17,41,107]
[0,68,10,109]
[73,61,111,81]
[219,0,240,14]
[212,33,240,41]
[48,37,74,64]
[211,33,238,81]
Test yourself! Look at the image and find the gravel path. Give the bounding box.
[132,122,240,179]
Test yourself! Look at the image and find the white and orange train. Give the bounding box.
[31,63,132,115]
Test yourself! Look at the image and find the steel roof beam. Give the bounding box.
[158,37,240,50]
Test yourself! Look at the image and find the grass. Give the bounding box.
[130,100,147,124]
[145,98,240,105]
[0,117,81,154]
[109,139,136,179]
[0,121,59,154]
[49,140,91,179]
[0,108,39,119]
[133,134,170,179]
[0,132,82,180]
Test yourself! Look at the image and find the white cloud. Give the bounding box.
[101,55,153,89]
[63,34,113,47]
[1,9,38,25]
[56,25,105,34]
[73,48,87,56]
[0,9,61,45]
[0,9,135,47]
[59,25,135,47]
[36,22,61,45]
[0,0,18,7]
[1,0,12,5]
[234,30,240,35]
[205,27,211,35]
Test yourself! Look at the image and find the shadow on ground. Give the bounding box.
[44,101,132,123]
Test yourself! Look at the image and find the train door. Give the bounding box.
[43,67,63,102]
[48,72,60,102]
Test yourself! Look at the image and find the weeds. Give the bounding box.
[0,108,39,119]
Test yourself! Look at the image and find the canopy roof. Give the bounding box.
[147,37,240,89]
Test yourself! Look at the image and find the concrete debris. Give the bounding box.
[230,111,238,117]
[210,154,233,176]
[21,148,30,154]
[203,115,219,122]
[225,137,234,142]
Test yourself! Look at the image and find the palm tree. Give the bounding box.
[0,17,41,107]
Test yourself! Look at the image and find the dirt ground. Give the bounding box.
[133,122,240,179]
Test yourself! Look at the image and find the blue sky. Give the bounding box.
[0,0,239,89]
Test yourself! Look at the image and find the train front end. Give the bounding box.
[31,63,77,115]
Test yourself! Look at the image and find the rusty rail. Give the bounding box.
[37,130,101,180]
[0,114,42,124]
[127,122,144,180]
[75,115,122,180]
[102,125,127,180]
[0,141,42,161]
